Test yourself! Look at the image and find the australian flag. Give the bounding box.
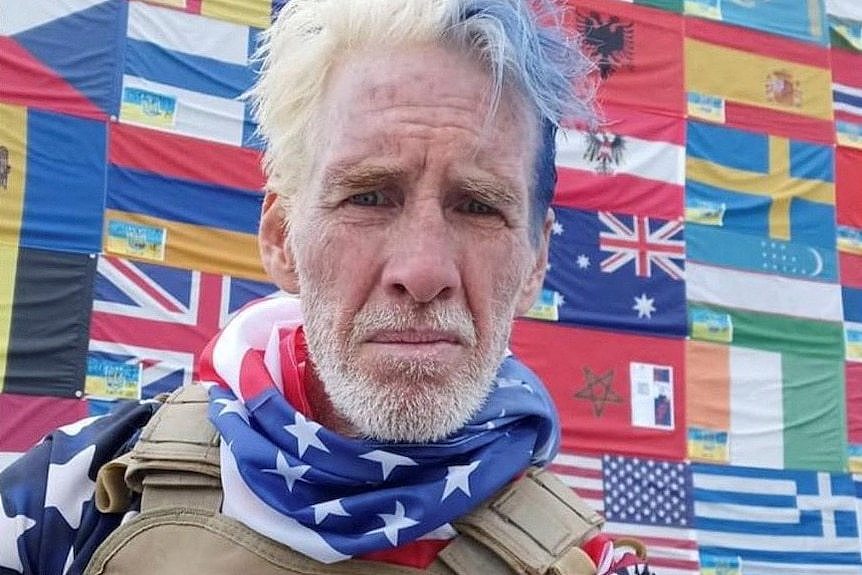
[536,206,686,336]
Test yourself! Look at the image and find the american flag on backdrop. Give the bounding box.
[88,255,279,398]
[549,452,699,575]
[531,206,686,336]
[693,463,862,574]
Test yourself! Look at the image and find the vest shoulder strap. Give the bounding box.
[434,467,604,575]
[94,384,222,514]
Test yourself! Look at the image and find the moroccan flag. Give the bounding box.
[685,17,833,143]
[0,244,96,397]
[528,205,686,336]
[105,123,266,280]
[848,363,862,471]
[555,105,684,219]
[0,0,122,119]
[120,1,262,148]
[88,255,279,399]
[139,0,274,28]
[684,0,828,45]
[686,334,846,472]
[0,103,106,254]
[686,120,835,249]
[511,319,686,460]
[562,0,684,117]
[832,47,862,148]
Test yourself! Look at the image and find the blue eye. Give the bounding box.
[348,191,389,206]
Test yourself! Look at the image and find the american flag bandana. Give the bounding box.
[199,296,560,563]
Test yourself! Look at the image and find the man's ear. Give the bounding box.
[259,193,300,293]
[515,208,554,317]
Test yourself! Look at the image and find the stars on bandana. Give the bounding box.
[284,412,330,457]
[57,416,102,437]
[45,445,96,529]
[366,501,418,546]
[360,450,418,480]
[0,494,36,572]
[442,460,481,500]
[262,451,310,492]
[215,397,250,423]
[312,498,351,525]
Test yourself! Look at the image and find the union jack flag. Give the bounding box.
[599,212,685,280]
[88,256,279,398]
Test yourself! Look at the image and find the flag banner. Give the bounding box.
[0,245,96,397]
[844,287,862,323]
[840,246,862,291]
[830,15,862,53]
[554,105,684,219]
[693,463,862,573]
[837,146,862,230]
[827,0,862,22]
[686,120,835,248]
[684,0,828,45]
[848,363,862,471]
[0,104,106,254]
[832,48,862,148]
[88,255,278,398]
[512,319,686,460]
[562,0,685,117]
[687,339,847,472]
[529,205,686,336]
[139,0,273,28]
[685,18,833,143]
[549,452,699,575]
[847,322,862,362]
[0,393,89,453]
[120,1,262,148]
[0,0,122,119]
[621,0,683,12]
[687,261,843,323]
[106,123,266,280]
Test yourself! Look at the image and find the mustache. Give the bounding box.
[349,303,477,347]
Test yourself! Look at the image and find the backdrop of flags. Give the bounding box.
[1,0,862,570]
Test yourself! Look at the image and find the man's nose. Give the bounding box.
[382,205,461,303]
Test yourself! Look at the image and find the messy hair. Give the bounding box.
[250,0,594,240]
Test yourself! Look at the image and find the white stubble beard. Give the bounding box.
[300,291,519,443]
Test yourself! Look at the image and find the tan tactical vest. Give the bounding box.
[86,386,606,575]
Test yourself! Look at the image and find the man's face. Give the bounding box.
[286,44,550,442]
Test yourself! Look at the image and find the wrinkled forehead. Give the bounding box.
[312,44,539,171]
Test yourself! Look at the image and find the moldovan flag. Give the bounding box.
[120,1,262,148]
[685,17,833,143]
[561,0,684,117]
[0,103,106,254]
[105,123,266,280]
[686,121,835,249]
[684,0,828,45]
[831,47,862,149]
[0,0,122,119]
[687,334,847,473]
[555,105,684,219]
[140,0,274,28]
[0,244,96,397]
[511,319,686,461]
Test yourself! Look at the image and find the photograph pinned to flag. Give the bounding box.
[120,86,178,129]
[105,220,167,262]
[630,362,674,430]
[524,288,562,322]
[686,91,726,123]
[847,323,862,362]
[689,306,733,344]
[848,444,862,473]
[698,553,741,575]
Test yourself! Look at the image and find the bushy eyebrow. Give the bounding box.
[323,164,405,193]
[459,175,522,208]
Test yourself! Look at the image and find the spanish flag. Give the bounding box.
[141,0,273,28]
[686,17,833,143]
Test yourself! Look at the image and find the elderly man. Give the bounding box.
[0,1,651,573]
